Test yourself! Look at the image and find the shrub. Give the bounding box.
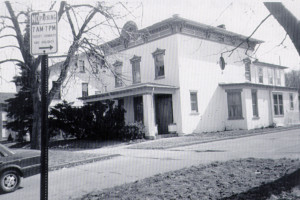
[7,134,14,142]
[49,100,126,140]
[121,122,145,141]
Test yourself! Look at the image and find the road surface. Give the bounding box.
[1,128,300,200]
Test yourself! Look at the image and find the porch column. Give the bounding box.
[143,94,157,139]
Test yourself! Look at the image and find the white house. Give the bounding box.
[0,64,18,141]
[54,15,300,139]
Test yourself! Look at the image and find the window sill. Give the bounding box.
[252,116,260,120]
[274,115,284,118]
[190,112,199,115]
[155,76,165,80]
[228,117,244,120]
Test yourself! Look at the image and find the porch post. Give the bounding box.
[142,94,157,139]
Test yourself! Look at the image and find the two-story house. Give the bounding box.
[60,15,299,139]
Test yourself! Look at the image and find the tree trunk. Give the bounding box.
[30,72,42,149]
[31,90,41,149]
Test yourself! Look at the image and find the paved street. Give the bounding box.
[1,128,300,200]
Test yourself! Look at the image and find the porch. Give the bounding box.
[80,83,179,139]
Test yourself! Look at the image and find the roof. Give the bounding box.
[0,93,16,104]
[219,82,298,91]
[252,60,288,69]
[102,15,263,54]
[79,82,179,102]
[151,16,263,44]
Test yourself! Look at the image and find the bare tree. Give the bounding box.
[264,2,300,56]
[1,1,133,149]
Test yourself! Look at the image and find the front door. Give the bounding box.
[155,94,173,134]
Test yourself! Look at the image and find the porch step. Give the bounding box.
[156,133,178,139]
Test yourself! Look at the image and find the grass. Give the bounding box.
[77,158,300,200]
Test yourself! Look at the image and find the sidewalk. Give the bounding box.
[128,124,300,150]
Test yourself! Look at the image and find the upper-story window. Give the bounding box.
[268,68,274,85]
[82,83,88,97]
[79,60,85,73]
[130,55,141,84]
[52,81,61,100]
[275,70,281,86]
[258,67,263,83]
[244,59,251,81]
[113,61,123,88]
[152,48,165,79]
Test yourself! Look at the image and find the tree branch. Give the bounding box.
[0,59,24,65]
[223,14,271,57]
[5,1,28,62]
[65,6,77,39]
[0,45,20,50]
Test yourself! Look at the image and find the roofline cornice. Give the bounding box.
[100,16,264,55]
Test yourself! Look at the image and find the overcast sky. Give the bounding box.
[1,0,300,70]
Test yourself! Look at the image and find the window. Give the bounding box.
[275,70,281,85]
[82,83,88,97]
[52,81,61,100]
[273,93,284,116]
[113,61,123,88]
[190,92,198,113]
[79,60,85,72]
[152,48,165,79]
[268,68,274,84]
[258,67,263,83]
[290,93,294,110]
[251,90,259,117]
[244,60,251,81]
[130,55,141,84]
[227,90,243,119]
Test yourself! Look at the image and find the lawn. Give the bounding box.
[77,158,300,200]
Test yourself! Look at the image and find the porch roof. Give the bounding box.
[79,82,179,103]
[219,82,298,91]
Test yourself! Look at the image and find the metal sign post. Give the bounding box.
[30,11,58,200]
[40,54,49,200]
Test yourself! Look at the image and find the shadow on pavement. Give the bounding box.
[221,168,300,200]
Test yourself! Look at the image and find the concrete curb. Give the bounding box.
[49,154,121,171]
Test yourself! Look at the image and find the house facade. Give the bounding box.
[0,64,18,141]
[60,16,299,139]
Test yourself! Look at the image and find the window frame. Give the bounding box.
[52,81,61,100]
[273,93,284,116]
[251,90,259,118]
[113,61,123,88]
[226,89,243,120]
[244,59,251,82]
[290,93,294,110]
[152,48,165,79]
[82,82,88,97]
[258,67,263,83]
[130,55,141,84]
[78,60,85,73]
[268,68,274,85]
[275,70,281,86]
[190,91,198,113]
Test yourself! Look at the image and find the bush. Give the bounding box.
[121,122,145,141]
[49,100,126,140]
